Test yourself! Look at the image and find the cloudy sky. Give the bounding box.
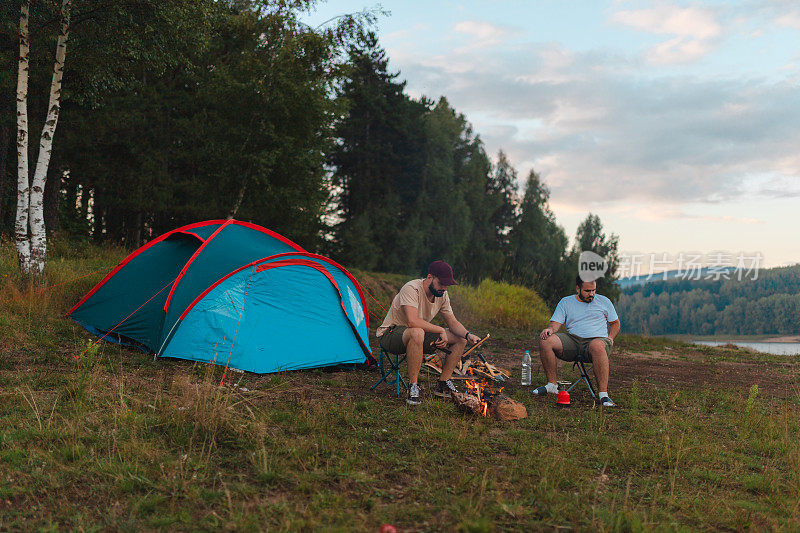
[305,0,800,272]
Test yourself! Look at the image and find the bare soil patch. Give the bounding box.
[437,334,800,401]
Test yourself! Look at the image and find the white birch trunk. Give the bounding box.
[228,179,248,220]
[28,0,72,276]
[15,0,31,273]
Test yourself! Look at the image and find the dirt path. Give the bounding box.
[406,334,800,400]
[482,338,800,400]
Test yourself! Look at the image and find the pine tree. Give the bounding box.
[507,169,570,306]
[413,98,470,272]
[487,150,518,246]
[329,32,427,271]
[452,123,502,283]
[571,213,620,300]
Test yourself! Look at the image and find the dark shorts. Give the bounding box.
[555,332,612,362]
[378,326,440,355]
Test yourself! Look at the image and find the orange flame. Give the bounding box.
[465,379,490,417]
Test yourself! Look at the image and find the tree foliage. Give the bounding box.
[328,32,427,270]
[3,0,374,251]
[0,7,626,307]
[617,264,800,335]
[328,34,516,282]
[506,170,571,306]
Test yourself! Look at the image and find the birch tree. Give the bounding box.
[15,0,71,277]
[15,0,31,273]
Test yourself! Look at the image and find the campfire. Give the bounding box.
[465,376,501,417]
[451,373,527,421]
[426,333,527,420]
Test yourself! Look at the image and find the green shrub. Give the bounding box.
[449,278,551,330]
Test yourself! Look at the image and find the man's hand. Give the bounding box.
[434,330,448,349]
[540,328,554,340]
[607,337,614,345]
[466,332,481,345]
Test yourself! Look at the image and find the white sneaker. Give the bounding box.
[407,383,421,405]
[600,396,616,407]
[531,385,557,395]
[435,379,459,398]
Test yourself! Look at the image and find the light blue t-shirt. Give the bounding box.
[551,294,619,338]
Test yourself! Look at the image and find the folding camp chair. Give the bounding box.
[370,345,440,396]
[370,345,408,396]
[565,354,596,398]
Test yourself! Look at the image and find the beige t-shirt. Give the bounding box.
[376,279,454,337]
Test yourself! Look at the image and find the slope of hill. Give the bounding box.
[1,241,799,530]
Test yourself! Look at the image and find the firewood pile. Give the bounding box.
[423,334,510,383]
[422,357,510,382]
[460,358,511,382]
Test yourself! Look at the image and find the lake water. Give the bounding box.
[692,341,800,356]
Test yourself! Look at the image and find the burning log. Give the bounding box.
[488,394,527,421]
[450,378,527,420]
[451,391,483,415]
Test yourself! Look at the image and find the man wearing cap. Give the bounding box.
[376,261,482,405]
[531,275,621,407]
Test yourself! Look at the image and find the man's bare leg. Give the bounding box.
[439,330,467,380]
[403,327,425,384]
[588,339,609,392]
[538,334,563,385]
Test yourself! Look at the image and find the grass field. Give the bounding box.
[1,240,800,531]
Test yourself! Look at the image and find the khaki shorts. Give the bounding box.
[555,332,612,362]
[378,326,440,355]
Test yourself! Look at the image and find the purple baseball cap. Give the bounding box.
[428,260,458,286]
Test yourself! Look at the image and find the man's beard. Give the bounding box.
[579,293,594,303]
[429,285,445,298]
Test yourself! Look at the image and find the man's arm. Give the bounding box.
[402,305,451,348]
[402,305,443,334]
[540,321,563,340]
[442,313,481,344]
[607,319,621,343]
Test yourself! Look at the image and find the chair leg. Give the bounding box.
[396,362,407,396]
[370,347,391,391]
[371,347,408,396]
[566,361,597,398]
[370,366,392,390]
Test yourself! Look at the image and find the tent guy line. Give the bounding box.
[75,274,179,361]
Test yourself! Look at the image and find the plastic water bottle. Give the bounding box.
[521,350,531,386]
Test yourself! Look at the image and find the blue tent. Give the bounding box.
[68,220,372,373]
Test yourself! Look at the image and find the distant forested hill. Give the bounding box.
[616,265,800,335]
